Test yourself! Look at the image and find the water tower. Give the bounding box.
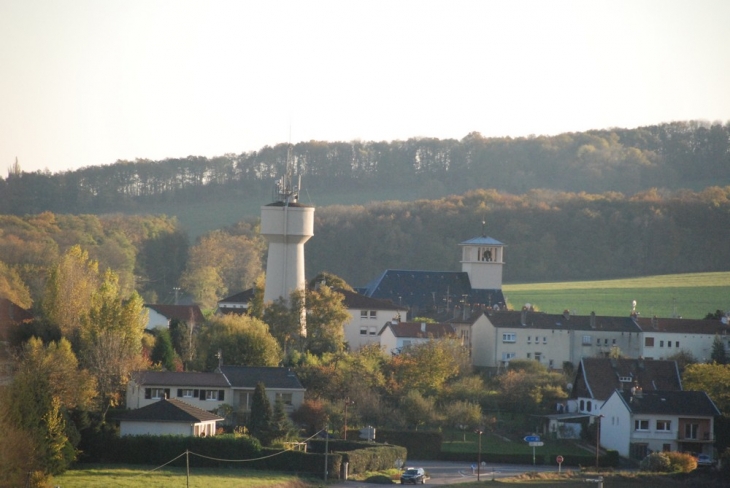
[260,147,314,325]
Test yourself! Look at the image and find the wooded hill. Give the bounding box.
[2,121,729,217]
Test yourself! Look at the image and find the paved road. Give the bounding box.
[334,460,564,487]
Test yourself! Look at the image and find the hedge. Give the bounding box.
[376,430,442,460]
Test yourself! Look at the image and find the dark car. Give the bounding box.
[401,467,426,484]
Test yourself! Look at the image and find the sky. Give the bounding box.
[1,0,730,174]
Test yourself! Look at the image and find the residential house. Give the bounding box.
[216,289,255,316]
[144,304,205,330]
[637,316,730,362]
[126,371,231,410]
[468,310,643,370]
[567,357,682,416]
[378,321,456,355]
[118,397,223,437]
[600,389,720,460]
[217,365,306,419]
[339,289,407,351]
[126,367,306,423]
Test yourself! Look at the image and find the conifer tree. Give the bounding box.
[248,382,272,444]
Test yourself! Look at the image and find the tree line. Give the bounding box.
[2,120,729,215]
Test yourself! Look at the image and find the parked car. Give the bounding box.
[696,454,714,467]
[401,467,426,484]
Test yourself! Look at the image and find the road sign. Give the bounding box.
[556,455,564,464]
[529,441,544,447]
[523,435,541,442]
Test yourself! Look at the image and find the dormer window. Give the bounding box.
[619,376,632,383]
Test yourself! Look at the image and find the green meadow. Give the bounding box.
[503,272,730,320]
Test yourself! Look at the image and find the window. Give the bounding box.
[635,420,649,431]
[145,388,168,400]
[503,333,516,343]
[534,352,542,362]
[543,337,547,344]
[676,341,680,347]
[549,359,554,368]
[275,392,293,405]
[619,376,632,383]
[612,339,616,345]
[200,389,224,401]
[360,310,368,319]
[656,420,671,431]
[527,336,531,344]
[582,335,592,345]
[501,352,516,362]
[597,338,601,346]
[526,353,531,359]
[370,310,377,320]
[181,389,195,398]
[586,401,592,412]
[659,340,664,347]
[369,326,377,335]
[360,326,367,335]
[580,400,585,410]
[685,423,699,439]
[645,337,655,347]
[668,341,672,348]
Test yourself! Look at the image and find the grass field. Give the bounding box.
[55,465,310,488]
[503,272,730,319]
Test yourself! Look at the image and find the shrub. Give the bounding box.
[664,451,697,473]
[639,452,671,472]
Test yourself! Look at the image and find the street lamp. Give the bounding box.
[343,397,355,440]
[595,414,604,469]
[475,428,483,481]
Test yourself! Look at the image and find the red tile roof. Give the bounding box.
[145,304,205,323]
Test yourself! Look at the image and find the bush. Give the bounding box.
[664,451,697,473]
[639,452,671,472]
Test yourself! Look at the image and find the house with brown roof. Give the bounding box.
[144,304,205,330]
[216,289,256,316]
[118,397,223,437]
[567,357,682,416]
[600,389,720,459]
[637,315,730,363]
[378,321,456,355]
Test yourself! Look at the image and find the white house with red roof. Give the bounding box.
[143,304,205,330]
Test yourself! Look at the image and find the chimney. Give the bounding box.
[563,309,570,321]
[590,312,596,329]
[652,315,658,329]
[521,307,528,326]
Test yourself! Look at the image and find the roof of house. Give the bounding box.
[459,236,505,246]
[486,310,643,333]
[145,304,205,324]
[218,289,255,305]
[118,398,223,423]
[611,390,721,417]
[359,269,505,312]
[338,289,407,311]
[637,316,730,335]
[571,358,682,401]
[131,371,230,388]
[379,321,456,339]
[217,366,305,390]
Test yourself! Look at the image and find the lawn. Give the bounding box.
[503,272,730,319]
[55,465,311,488]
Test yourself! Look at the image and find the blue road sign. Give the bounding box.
[523,435,541,442]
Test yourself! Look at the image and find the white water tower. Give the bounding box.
[260,147,314,325]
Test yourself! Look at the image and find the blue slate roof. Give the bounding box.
[359,269,505,314]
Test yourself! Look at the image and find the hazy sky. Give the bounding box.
[2,0,729,174]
